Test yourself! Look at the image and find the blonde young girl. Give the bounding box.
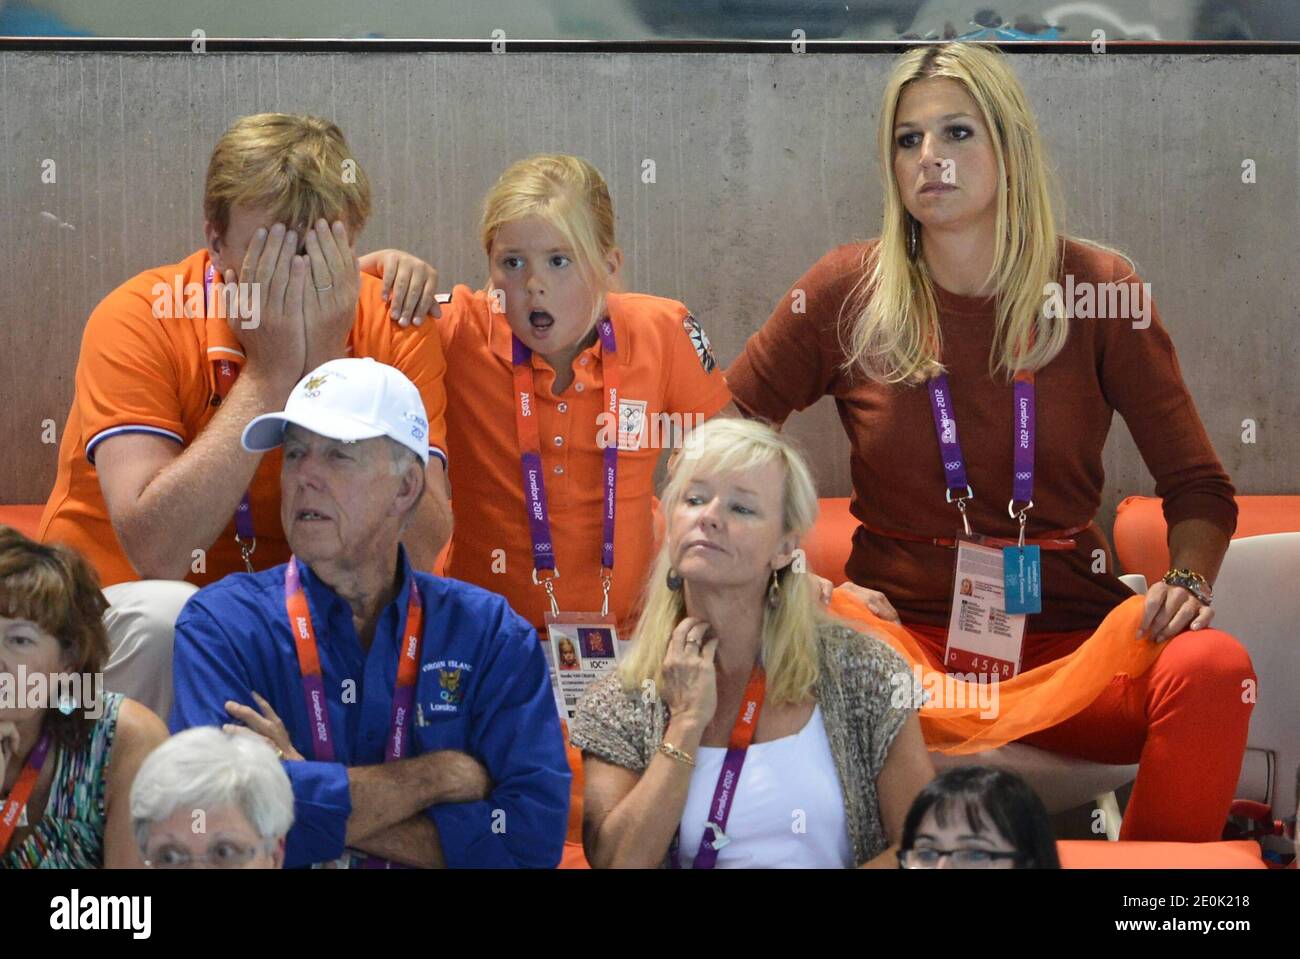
[435,154,735,864]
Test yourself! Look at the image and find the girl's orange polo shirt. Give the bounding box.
[437,286,731,630]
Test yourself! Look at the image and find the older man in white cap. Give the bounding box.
[169,357,570,869]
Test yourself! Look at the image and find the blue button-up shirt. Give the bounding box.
[169,547,569,868]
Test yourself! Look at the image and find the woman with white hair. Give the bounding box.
[569,418,935,868]
[130,726,294,869]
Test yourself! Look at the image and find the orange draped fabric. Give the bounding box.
[828,590,1167,754]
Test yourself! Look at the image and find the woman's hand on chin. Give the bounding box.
[660,617,719,727]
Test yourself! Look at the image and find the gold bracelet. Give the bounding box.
[1167,568,1209,588]
[658,741,696,767]
[1162,568,1213,605]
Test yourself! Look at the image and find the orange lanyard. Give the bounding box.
[0,731,51,856]
[284,557,425,762]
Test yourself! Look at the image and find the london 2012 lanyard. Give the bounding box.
[207,264,257,573]
[670,665,765,869]
[928,371,1043,615]
[0,730,52,856]
[926,371,1036,541]
[511,317,620,617]
[284,557,425,869]
[284,556,425,765]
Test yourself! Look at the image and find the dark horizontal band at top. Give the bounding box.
[2,37,1300,55]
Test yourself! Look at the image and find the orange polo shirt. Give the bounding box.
[38,249,448,588]
[437,286,731,631]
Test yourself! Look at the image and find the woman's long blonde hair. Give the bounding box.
[842,42,1068,384]
[618,419,824,706]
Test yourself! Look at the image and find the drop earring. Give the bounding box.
[907,215,921,261]
[766,569,781,609]
[666,567,683,591]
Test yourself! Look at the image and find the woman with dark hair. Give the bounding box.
[899,766,1059,869]
[0,526,168,868]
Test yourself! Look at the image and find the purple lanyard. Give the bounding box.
[926,372,1036,522]
[205,264,257,570]
[511,318,619,613]
[285,558,426,872]
[669,667,765,869]
[284,558,424,764]
[675,749,745,869]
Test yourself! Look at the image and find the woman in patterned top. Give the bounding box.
[0,527,167,868]
[570,418,935,868]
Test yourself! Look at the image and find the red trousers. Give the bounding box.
[906,623,1256,842]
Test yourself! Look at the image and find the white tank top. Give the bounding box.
[676,704,854,868]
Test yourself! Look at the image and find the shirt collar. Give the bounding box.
[199,249,247,365]
[487,294,627,369]
[294,544,416,636]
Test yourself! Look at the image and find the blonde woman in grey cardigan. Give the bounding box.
[570,418,934,868]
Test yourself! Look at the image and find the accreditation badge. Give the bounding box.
[543,611,621,723]
[942,535,1027,680]
[1002,544,1043,615]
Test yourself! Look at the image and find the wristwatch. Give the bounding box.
[1161,568,1213,606]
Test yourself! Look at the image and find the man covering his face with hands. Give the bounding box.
[38,113,453,720]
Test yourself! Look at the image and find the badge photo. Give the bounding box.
[544,611,622,722]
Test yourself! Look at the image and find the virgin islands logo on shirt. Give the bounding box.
[422,659,473,713]
[439,668,463,705]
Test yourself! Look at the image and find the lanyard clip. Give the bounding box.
[705,821,731,851]
[947,486,974,538]
[532,568,561,616]
[236,535,257,574]
[1008,499,1034,548]
[600,572,612,618]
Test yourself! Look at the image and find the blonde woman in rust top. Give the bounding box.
[726,42,1254,843]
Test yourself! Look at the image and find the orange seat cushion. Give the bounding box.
[803,497,855,582]
[1058,839,1265,869]
[1114,495,1300,586]
[0,505,45,540]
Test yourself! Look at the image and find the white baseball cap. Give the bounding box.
[242,357,430,465]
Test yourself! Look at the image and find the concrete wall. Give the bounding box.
[2,50,1296,541]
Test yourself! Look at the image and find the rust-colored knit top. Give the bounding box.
[726,239,1237,634]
